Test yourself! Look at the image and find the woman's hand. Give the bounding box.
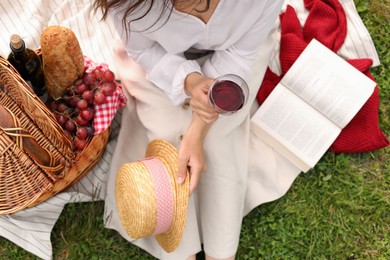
[184,72,219,124]
[177,113,211,195]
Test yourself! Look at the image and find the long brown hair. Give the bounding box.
[94,0,211,32]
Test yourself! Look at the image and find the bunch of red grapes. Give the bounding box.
[48,67,116,151]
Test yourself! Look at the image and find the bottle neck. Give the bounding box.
[10,40,28,59]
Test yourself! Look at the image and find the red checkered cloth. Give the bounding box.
[84,57,127,135]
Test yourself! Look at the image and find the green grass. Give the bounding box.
[1,1,389,259]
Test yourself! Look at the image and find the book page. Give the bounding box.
[251,85,341,172]
[281,39,376,128]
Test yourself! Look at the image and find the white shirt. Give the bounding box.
[112,0,285,105]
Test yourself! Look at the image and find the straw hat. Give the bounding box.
[115,139,190,252]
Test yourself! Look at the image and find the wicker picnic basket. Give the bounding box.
[0,55,110,215]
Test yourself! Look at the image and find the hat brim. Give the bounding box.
[145,139,190,253]
[116,162,157,238]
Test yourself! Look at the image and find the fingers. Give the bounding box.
[113,41,131,65]
[177,150,201,195]
[178,158,204,195]
[177,152,189,185]
[177,138,206,195]
[188,165,203,195]
[192,108,219,124]
[113,43,127,57]
[190,90,219,123]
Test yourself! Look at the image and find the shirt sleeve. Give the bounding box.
[111,12,202,106]
[201,0,284,92]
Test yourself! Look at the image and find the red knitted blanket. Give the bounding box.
[256,0,389,153]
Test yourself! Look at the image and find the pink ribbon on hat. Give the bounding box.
[141,157,174,235]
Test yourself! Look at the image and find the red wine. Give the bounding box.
[210,80,245,112]
[7,34,46,98]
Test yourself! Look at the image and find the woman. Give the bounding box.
[94,0,285,259]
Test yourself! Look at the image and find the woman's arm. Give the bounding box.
[111,11,203,106]
[177,73,219,194]
[177,112,212,195]
[177,0,284,193]
[202,0,285,87]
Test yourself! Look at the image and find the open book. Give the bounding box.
[251,39,376,172]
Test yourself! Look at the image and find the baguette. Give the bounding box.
[40,25,84,99]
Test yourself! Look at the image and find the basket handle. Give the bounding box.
[0,105,65,180]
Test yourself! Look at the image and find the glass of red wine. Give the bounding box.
[208,74,249,115]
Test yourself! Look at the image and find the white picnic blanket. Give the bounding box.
[0,0,379,259]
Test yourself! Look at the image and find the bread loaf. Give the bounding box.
[40,25,84,99]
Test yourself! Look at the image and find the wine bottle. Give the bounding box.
[7,34,47,100]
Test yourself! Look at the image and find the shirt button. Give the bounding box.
[182,101,190,110]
